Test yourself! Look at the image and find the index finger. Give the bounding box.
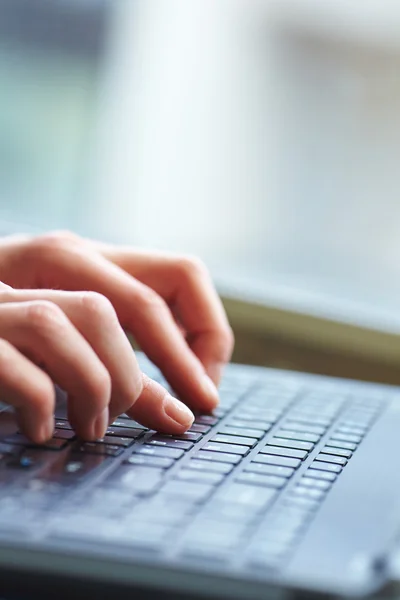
[94,248,234,384]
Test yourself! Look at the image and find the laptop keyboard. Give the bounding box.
[0,354,389,572]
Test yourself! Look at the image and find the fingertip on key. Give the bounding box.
[163,394,194,428]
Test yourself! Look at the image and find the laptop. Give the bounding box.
[0,350,400,599]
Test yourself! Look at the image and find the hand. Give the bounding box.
[0,231,234,443]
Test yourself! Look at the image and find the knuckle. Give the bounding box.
[137,287,168,314]
[25,301,67,335]
[78,291,117,323]
[27,231,82,262]
[176,255,209,280]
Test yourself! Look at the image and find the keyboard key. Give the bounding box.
[336,425,366,436]
[315,453,347,466]
[287,414,331,427]
[189,424,211,434]
[135,445,184,460]
[147,437,194,451]
[54,420,72,430]
[217,484,277,509]
[161,481,214,503]
[282,422,326,435]
[125,455,175,469]
[219,427,265,440]
[112,419,147,430]
[326,440,357,451]
[330,433,362,444]
[268,438,314,452]
[275,429,320,443]
[195,451,241,465]
[38,452,109,485]
[53,429,75,440]
[94,436,133,448]
[236,472,286,489]
[244,463,294,478]
[195,416,219,426]
[300,477,332,491]
[76,443,123,457]
[309,461,342,474]
[252,454,301,469]
[305,469,337,482]
[172,432,203,443]
[292,486,326,500]
[106,428,144,439]
[225,420,272,432]
[4,434,68,451]
[212,435,257,448]
[321,446,352,459]
[261,446,308,460]
[202,442,249,456]
[104,466,163,494]
[187,459,233,475]
[174,469,224,485]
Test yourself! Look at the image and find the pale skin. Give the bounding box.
[0,231,234,444]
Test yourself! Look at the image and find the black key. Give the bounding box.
[125,455,175,469]
[306,469,337,482]
[147,435,193,451]
[326,440,357,451]
[202,442,249,456]
[236,472,286,489]
[330,433,362,444]
[104,466,164,494]
[322,446,352,459]
[316,453,347,466]
[195,450,241,465]
[268,438,314,452]
[282,422,326,435]
[0,442,21,456]
[135,445,184,460]
[76,442,123,457]
[309,461,342,474]
[95,435,133,448]
[4,434,68,451]
[275,429,320,443]
[252,454,301,469]
[219,427,264,440]
[106,427,144,439]
[217,483,277,509]
[187,459,233,475]
[112,419,147,430]
[39,452,108,485]
[300,477,331,491]
[174,469,224,485]
[189,424,211,434]
[212,434,257,448]
[53,429,75,440]
[226,420,272,432]
[244,463,294,478]
[172,432,203,443]
[195,415,219,425]
[261,446,308,460]
[160,481,214,503]
[54,420,73,430]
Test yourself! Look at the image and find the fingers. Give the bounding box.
[0,338,55,443]
[93,248,235,384]
[24,237,222,411]
[0,301,111,441]
[0,290,195,434]
[126,374,194,434]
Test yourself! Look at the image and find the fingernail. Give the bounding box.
[93,408,109,439]
[163,394,194,427]
[203,374,219,407]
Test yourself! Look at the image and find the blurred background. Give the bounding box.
[0,0,400,379]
